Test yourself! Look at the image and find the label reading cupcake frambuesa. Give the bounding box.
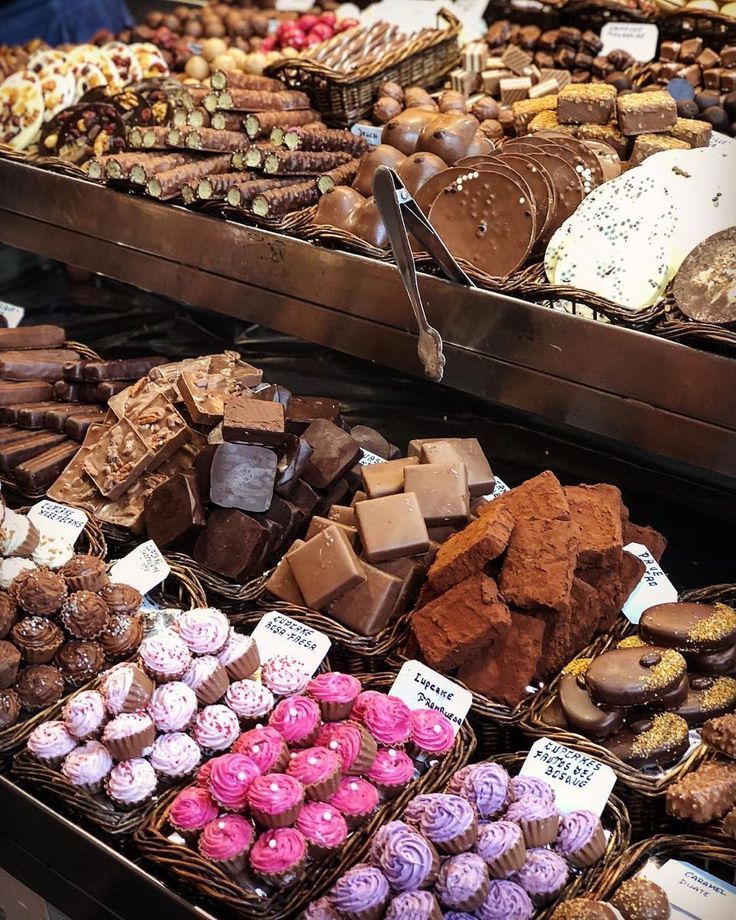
[638,859,736,920]
[252,611,331,676]
[389,660,472,736]
[108,540,171,595]
[621,542,677,625]
[28,500,88,543]
[520,738,616,816]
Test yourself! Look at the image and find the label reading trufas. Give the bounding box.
[390,660,472,736]
[643,859,736,920]
[360,448,385,465]
[351,123,383,147]
[482,477,511,501]
[600,22,659,62]
[251,610,331,675]
[621,542,677,624]
[28,500,88,543]
[519,737,616,815]
[0,302,24,327]
[109,540,171,595]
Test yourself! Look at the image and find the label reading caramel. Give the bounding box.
[639,859,736,920]
[622,542,677,625]
[28,500,88,543]
[251,610,331,675]
[390,660,471,736]
[109,540,171,594]
[520,737,615,815]
[0,302,24,327]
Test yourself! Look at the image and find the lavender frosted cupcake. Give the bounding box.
[148,681,197,733]
[102,711,156,761]
[385,891,442,920]
[331,863,390,920]
[100,663,154,715]
[139,631,192,683]
[61,740,113,793]
[27,720,77,766]
[435,853,490,911]
[510,776,555,807]
[149,732,202,781]
[182,655,230,705]
[377,824,440,892]
[474,821,527,878]
[419,794,478,854]
[403,794,436,828]
[175,608,230,655]
[475,880,533,920]
[505,795,560,848]
[217,629,259,681]
[554,810,606,868]
[260,655,309,696]
[303,897,341,920]
[513,848,569,905]
[370,821,414,863]
[225,679,274,726]
[106,758,158,810]
[459,762,513,819]
[192,704,240,754]
[62,689,107,740]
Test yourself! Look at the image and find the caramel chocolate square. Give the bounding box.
[264,539,305,606]
[355,492,429,564]
[305,514,359,548]
[558,83,616,126]
[403,461,469,526]
[223,395,285,446]
[669,118,711,149]
[499,518,579,612]
[704,68,722,90]
[327,562,403,636]
[679,37,704,63]
[513,95,558,133]
[528,110,576,134]
[660,41,681,62]
[287,524,365,609]
[575,122,629,159]
[416,437,494,497]
[564,483,624,569]
[617,91,677,137]
[361,456,419,499]
[666,762,736,824]
[697,48,721,69]
[630,133,689,165]
[302,419,361,490]
[722,46,736,68]
[328,504,355,527]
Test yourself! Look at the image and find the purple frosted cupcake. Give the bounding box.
[296,802,348,855]
[505,795,560,848]
[435,853,490,911]
[403,794,436,828]
[149,732,202,781]
[27,720,77,766]
[105,758,158,810]
[332,863,390,920]
[513,848,569,905]
[169,786,218,839]
[378,824,440,892]
[474,821,527,878]
[475,880,533,920]
[385,891,442,920]
[225,679,274,726]
[510,776,555,807]
[303,897,341,920]
[554,810,606,868]
[419,794,478,854]
[446,765,475,796]
[62,689,107,740]
[370,820,415,863]
[459,762,513,819]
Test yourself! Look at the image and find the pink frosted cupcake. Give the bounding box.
[192,704,240,754]
[328,777,379,828]
[61,740,113,793]
[149,732,202,781]
[105,758,158,810]
[101,663,154,715]
[327,721,378,775]
[102,711,156,761]
[28,720,77,766]
[169,786,219,840]
[232,725,290,773]
[199,814,255,873]
[268,695,322,747]
[225,679,274,726]
[196,759,214,789]
[351,690,384,723]
[249,827,307,888]
[307,672,361,721]
[148,681,198,733]
[409,709,455,758]
[296,802,348,855]
[247,773,304,828]
[217,629,260,681]
[182,655,230,705]
[62,689,107,740]
[208,753,261,811]
[260,655,309,696]
[139,631,192,683]
[287,747,342,801]
[368,748,415,798]
[175,608,230,655]
[362,695,411,747]
[316,722,341,748]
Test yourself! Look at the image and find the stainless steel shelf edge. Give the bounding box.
[1,158,735,486]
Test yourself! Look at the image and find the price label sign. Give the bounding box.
[641,859,736,920]
[275,0,314,11]
[622,542,677,624]
[351,123,383,147]
[251,610,331,675]
[109,540,171,595]
[360,448,385,465]
[520,737,616,815]
[600,22,659,62]
[390,660,472,736]
[0,302,24,327]
[28,500,87,543]
[482,477,511,501]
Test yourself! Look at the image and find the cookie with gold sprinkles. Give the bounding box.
[602,712,689,768]
[640,602,736,653]
[585,646,687,707]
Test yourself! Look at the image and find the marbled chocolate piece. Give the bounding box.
[210,443,277,513]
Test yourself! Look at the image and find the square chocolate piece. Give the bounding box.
[223,395,285,446]
[264,540,305,606]
[145,472,206,548]
[361,457,419,499]
[558,83,616,125]
[355,492,430,564]
[305,514,359,548]
[193,508,268,580]
[301,419,361,490]
[669,117,711,148]
[617,91,677,137]
[328,505,356,527]
[286,396,340,433]
[210,443,277,513]
[403,461,470,527]
[328,562,403,636]
[630,133,689,165]
[415,438,494,497]
[287,525,366,609]
[499,518,579,612]
[564,483,624,569]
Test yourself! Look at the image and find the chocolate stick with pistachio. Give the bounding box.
[215,88,311,113]
[282,126,369,155]
[226,177,300,208]
[264,149,354,176]
[251,180,320,217]
[180,127,252,153]
[210,70,285,93]
[317,160,361,193]
[145,154,233,199]
[245,109,321,140]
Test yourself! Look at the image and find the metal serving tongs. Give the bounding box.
[373,165,474,382]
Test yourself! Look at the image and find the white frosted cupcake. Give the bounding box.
[217,629,260,680]
[149,732,202,781]
[105,758,158,810]
[174,608,230,655]
[0,509,40,558]
[139,631,192,683]
[0,557,36,590]
[62,740,113,793]
[32,534,75,570]
[182,655,230,705]
[28,720,77,766]
[192,704,240,753]
[148,681,197,732]
[62,689,107,740]
[225,679,275,726]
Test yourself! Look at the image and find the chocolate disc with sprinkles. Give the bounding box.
[673,227,736,324]
[602,712,690,768]
[532,132,605,190]
[585,645,688,707]
[493,152,556,249]
[673,675,736,727]
[640,601,736,653]
[504,142,585,232]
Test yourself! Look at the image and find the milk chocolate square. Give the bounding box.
[287,525,366,609]
[223,395,285,446]
[264,540,305,606]
[328,505,356,526]
[210,442,277,513]
[417,438,494,497]
[305,514,359,548]
[302,419,361,490]
[375,556,426,618]
[361,456,419,499]
[286,396,340,433]
[327,562,403,636]
[355,492,430,564]
[403,461,470,526]
[558,83,616,125]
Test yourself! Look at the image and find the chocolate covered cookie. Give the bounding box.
[640,602,736,653]
[558,659,624,739]
[585,646,687,707]
[602,712,689,768]
[673,675,736,727]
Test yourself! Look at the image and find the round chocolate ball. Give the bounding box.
[701,106,730,132]
[606,71,633,92]
[695,91,721,111]
[610,878,670,920]
[676,98,699,119]
[724,91,736,121]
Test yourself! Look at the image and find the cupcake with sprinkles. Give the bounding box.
[225,679,274,727]
[28,720,77,767]
[296,802,349,855]
[260,655,309,696]
[408,708,455,758]
[148,681,197,733]
[217,629,260,681]
[62,689,107,740]
[175,608,230,656]
[105,758,157,810]
[139,631,192,683]
[192,704,240,754]
[149,732,202,782]
[328,776,380,828]
[247,772,305,828]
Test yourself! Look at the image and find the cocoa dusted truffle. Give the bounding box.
[15,569,68,617]
[15,664,64,711]
[0,688,21,728]
[56,640,106,687]
[61,591,111,639]
[99,613,144,660]
[98,583,143,617]
[60,554,109,593]
[0,591,18,639]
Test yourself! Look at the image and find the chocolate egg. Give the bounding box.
[351,145,406,197]
[382,108,437,156]
[349,198,389,249]
[396,152,448,195]
[416,113,480,165]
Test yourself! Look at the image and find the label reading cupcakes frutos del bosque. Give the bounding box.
[390,660,472,736]
[520,737,616,816]
[252,610,331,676]
[108,540,171,595]
[621,542,677,625]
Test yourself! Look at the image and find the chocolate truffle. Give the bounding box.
[0,591,18,638]
[61,554,109,593]
[61,591,111,639]
[16,569,68,617]
[15,664,64,711]
[0,688,21,728]
[550,900,619,920]
[610,878,671,920]
[11,616,64,665]
[99,613,144,660]
[99,583,143,617]
[56,640,105,687]
[0,640,21,689]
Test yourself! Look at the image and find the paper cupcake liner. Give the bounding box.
[223,645,260,681]
[566,822,607,868]
[304,764,342,802]
[14,523,40,558]
[194,669,230,706]
[104,727,156,762]
[434,819,479,855]
[318,698,355,722]
[65,571,108,593]
[486,837,527,878]
[33,752,68,769]
[23,645,61,665]
[250,800,303,829]
[520,814,559,848]
[257,853,307,889]
[346,727,378,775]
[528,879,566,906]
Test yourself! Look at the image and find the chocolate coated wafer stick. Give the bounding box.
[317,160,360,193]
[218,89,311,113]
[187,108,210,128]
[82,357,167,382]
[0,381,53,405]
[0,431,66,471]
[128,152,199,185]
[246,109,321,140]
[211,70,285,93]
[196,171,254,200]
[0,326,65,350]
[183,127,251,153]
[226,177,297,207]
[211,111,245,132]
[145,154,232,199]
[128,125,171,149]
[283,126,368,155]
[251,180,320,217]
[264,149,353,176]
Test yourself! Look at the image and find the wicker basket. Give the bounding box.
[652,293,736,357]
[134,671,476,919]
[587,833,736,901]
[658,8,736,49]
[166,552,268,609]
[561,0,658,29]
[265,9,462,126]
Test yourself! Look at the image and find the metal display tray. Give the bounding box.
[1,158,735,489]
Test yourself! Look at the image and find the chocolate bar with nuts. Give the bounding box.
[128,392,190,469]
[264,149,354,176]
[83,419,154,499]
[245,110,321,140]
[558,83,616,125]
[617,91,677,136]
[177,371,237,425]
[251,180,320,217]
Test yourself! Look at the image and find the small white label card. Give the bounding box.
[622,542,677,624]
[109,540,171,595]
[0,302,24,327]
[390,660,472,736]
[600,22,659,62]
[275,0,313,11]
[647,859,736,920]
[351,122,383,147]
[251,610,331,675]
[520,737,616,815]
[360,448,385,465]
[482,476,511,501]
[28,500,88,543]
